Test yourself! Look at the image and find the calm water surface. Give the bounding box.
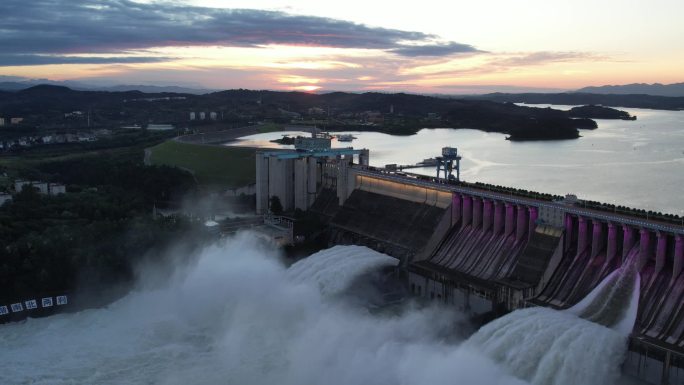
[229,105,684,214]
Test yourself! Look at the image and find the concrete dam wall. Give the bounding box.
[328,189,450,263]
[255,143,684,384]
[313,168,684,384]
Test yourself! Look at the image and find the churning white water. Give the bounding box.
[0,233,639,385]
[467,263,641,385]
[287,244,398,296]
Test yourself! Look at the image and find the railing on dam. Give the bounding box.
[354,168,684,236]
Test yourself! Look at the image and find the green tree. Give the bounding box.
[269,196,283,215]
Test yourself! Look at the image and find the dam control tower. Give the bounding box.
[255,134,369,215]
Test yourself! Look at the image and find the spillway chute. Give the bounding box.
[467,259,641,385]
[565,262,641,336]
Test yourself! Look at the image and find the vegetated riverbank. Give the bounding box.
[0,132,217,321]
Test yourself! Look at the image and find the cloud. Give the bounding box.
[494,51,608,67]
[431,84,569,94]
[0,55,173,66]
[0,0,478,65]
[392,42,481,57]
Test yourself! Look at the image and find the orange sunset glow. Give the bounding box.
[0,0,681,93]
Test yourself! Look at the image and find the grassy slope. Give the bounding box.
[255,122,283,133]
[149,140,256,188]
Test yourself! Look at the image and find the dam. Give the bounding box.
[256,141,684,385]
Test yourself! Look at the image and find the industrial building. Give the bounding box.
[255,134,369,214]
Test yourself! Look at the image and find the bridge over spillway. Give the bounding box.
[256,147,684,384]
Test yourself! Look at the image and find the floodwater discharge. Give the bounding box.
[0,233,640,385]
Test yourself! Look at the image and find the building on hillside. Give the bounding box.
[49,183,66,195]
[0,193,12,206]
[10,117,24,124]
[31,181,48,194]
[14,180,31,192]
[199,112,206,120]
[209,112,218,120]
[189,112,196,120]
[15,180,66,195]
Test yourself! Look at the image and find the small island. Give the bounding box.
[568,105,636,120]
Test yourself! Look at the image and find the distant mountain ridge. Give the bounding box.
[0,80,215,95]
[576,83,684,97]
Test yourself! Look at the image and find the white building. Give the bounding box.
[209,112,218,120]
[199,112,206,120]
[31,182,48,194]
[0,117,5,126]
[49,183,66,195]
[14,180,63,195]
[14,180,31,192]
[189,112,196,120]
[0,193,12,206]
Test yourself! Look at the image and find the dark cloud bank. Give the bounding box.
[0,0,478,66]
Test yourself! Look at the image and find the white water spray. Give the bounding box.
[0,233,523,385]
[466,263,641,385]
[287,244,398,296]
[0,233,642,385]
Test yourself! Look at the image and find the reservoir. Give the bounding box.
[229,105,684,215]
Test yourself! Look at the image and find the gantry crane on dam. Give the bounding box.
[385,147,462,182]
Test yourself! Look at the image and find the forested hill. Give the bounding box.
[0,85,636,141]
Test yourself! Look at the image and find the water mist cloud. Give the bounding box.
[0,232,523,385]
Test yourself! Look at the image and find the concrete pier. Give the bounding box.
[623,225,636,261]
[577,216,589,253]
[655,232,667,275]
[462,195,473,228]
[564,215,574,251]
[674,235,683,279]
[528,206,538,240]
[493,201,504,235]
[482,199,493,232]
[472,197,483,229]
[606,223,618,264]
[591,220,605,257]
[504,203,515,236]
[515,205,528,242]
[639,228,651,269]
[452,194,462,226]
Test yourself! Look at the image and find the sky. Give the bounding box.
[0,0,681,93]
